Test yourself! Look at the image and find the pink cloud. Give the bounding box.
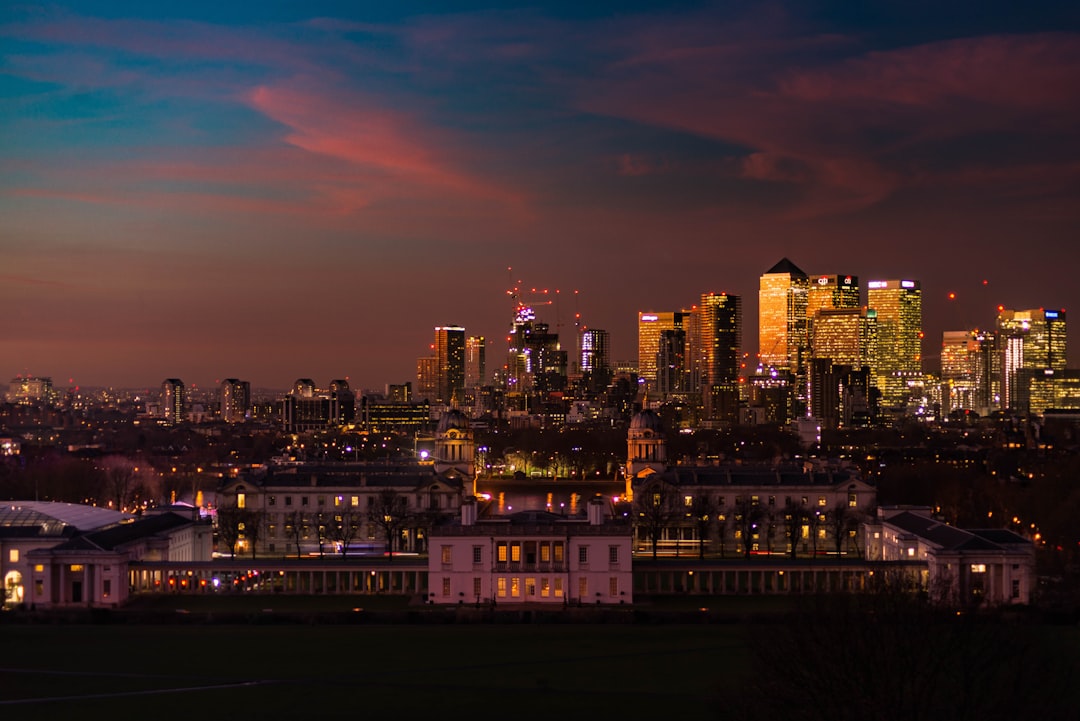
[247,83,524,207]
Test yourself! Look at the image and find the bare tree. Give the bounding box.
[688,493,717,560]
[828,501,860,556]
[216,505,244,558]
[100,455,144,512]
[242,509,266,559]
[734,496,767,558]
[783,499,809,559]
[284,510,305,558]
[367,489,410,559]
[633,481,679,560]
[327,507,365,557]
[311,512,329,558]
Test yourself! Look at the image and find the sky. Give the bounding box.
[3,1,1079,393]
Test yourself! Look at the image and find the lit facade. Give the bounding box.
[690,292,741,424]
[161,378,186,425]
[465,336,486,390]
[996,308,1067,413]
[434,325,466,406]
[806,274,860,315]
[867,280,923,410]
[637,311,689,389]
[220,378,250,423]
[758,258,809,374]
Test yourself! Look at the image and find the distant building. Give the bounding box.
[6,376,56,405]
[690,292,741,425]
[435,325,466,406]
[161,379,186,425]
[867,279,922,411]
[220,378,251,423]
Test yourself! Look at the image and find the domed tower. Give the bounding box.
[626,408,668,482]
[434,408,475,478]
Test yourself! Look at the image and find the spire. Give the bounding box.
[765,257,807,278]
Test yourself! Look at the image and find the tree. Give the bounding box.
[734,496,767,558]
[311,512,329,558]
[688,493,717,560]
[216,505,244,559]
[242,509,266,559]
[100,455,144,512]
[783,499,809,559]
[828,500,860,556]
[633,481,679,560]
[326,507,364,557]
[367,489,410,559]
[284,510,305,558]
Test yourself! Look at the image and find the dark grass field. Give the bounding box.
[3,595,1078,721]
[0,622,747,720]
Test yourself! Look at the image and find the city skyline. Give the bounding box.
[4,1,1079,390]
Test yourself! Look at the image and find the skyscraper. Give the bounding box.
[758,258,809,373]
[161,378,186,425]
[806,274,860,316]
[637,311,689,389]
[465,336,486,390]
[434,325,466,406]
[867,279,923,410]
[220,378,250,423]
[996,308,1067,412]
[579,327,611,394]
[690,292,741,424]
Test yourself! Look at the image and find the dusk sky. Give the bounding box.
[3,1,1079,393]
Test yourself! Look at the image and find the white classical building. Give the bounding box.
[865,507,1036,606]
[1,502,212,609]
[427,495,634,606]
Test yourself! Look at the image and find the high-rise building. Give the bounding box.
[806,274,860,316]
[758,258,809,374]
[867,279,923,410]
[996,308,1067,412]
[637,311,689,389]
[579,327,611,394]
[465,336,486,390]
[690,292,741,424]
[416,356,438,403]
[808,308,875,423]
[161,378,186,425]
[220,378,250,423]
[941,331,980,414]
[656,328,688,398]
[434,325,466,406]
[6,376,56,405]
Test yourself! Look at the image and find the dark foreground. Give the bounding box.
[3,595,1078,721]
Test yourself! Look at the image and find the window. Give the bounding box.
[35,580,43,597]
[801,496,808,506]
[554,578,563,598]
[285,496,293,507]
[971,563,987,573]
[848,493,857,508]
[1011,579,1020,599]
[301,496,309,506]
[578,546,589,564]
[351,496,359,507]
[472,545,483,564]
[237,493,246,509]
[510,543,521,563]
[608,545,619,564]
[317,496,325,506]
[497,578,507,598]
[525,578,536,597]
[497,543,508,563]
[441,545,452,564]
[8,549,18,563]
[335,496,343,507]
[578,577,588,599]
[442,577,451,596]
[268,496,276,507]
[268,524,276,538]
[473,577,482,598]
[684,495,693,507]
[609,577,619,596]
[818,496,827,507]
[540,544,551,563]
[768,496,775,506]
[553,542,564,563]
[511,577,520,598]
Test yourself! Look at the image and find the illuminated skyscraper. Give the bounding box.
[867,279,923,409]
[220,378,250,423]
[808,308,875,425]
[996,308,1067,412]
[434,325,466,406]
[690,292,741,424]
[637,311,689,388]
[758,258,809,373]
[416,356,437,403]
[579,327,611,395]
[161,378,186,425]
[940,331,980,413]
[806,274,860,315]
